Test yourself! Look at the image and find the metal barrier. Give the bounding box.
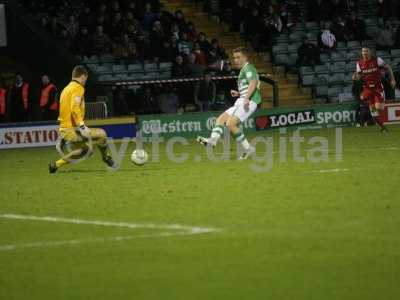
[85,102,108,120]
[101,74,279,107]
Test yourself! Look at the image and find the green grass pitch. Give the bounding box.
[0,126,399,300]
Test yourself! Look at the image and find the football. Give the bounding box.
[130,149,149,166]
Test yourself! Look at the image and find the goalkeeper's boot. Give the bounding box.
[196,136,216,147]
[380,126,389,133]
[103,155,117,169]
[48,161,58,174]
[238,146,255,160]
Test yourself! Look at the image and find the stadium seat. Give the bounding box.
[345,63,356,73]
[343,85,353,93]
[299,66,314,76]
[289,32,306,42]
[98,74,114,82]
[390,49,400,59]
[288,44,300,54]
[330,61,346,74]
[99,54,115,63]
[112,64,127,74]
[302,74,315,86]
[328,86,344,101]
[275,54,289,65]
[159,62,173,70]
[338,91,355,103]
[336,41,347,51]
[376,50,391,61]
[315,84,328,98]
[272,44,289,55]
[126,73,145,81]
[344,73,354,85]
[159,71,172,79]
[305,22,319,30]
[127,64,144,73]
[315,64,329,75]
[346,51,359,61]
[320,53,330,64]
[287,53,298,67]
[330,51,346,62]
[144,63,158,72]
[328,73,345,85]
[347,40,361,50]
[315,74,329,84]
[96,64,112,74]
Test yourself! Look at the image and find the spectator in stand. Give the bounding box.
[172,55,189,78]
[159,38,178,62]
[297,39,321,68]
[186,53,205,77]
[58,28,73,50]
[158,86,179,114]
[194,70,216,111]
[150,20,165,52]
[231,0,246,31]
[377,0,394,21]
[124,11,137,30]
[243,8,263,44]
[73,26,92,56]
[218,61,237,105]
[171,23,180,40]
[318,24,337,52]
[109,12,125,40]
[332,16,351,42]
[91,25,111,55]
[271,13,283,35]
[177,31,193,56]
[198,32,211,54]
[394,25,400,48]
[78,6,95,30]
[174,10,187,31]
[375,21,395,50]
[64,15,79,38]
[347,13,367,42]
[113,86,129,116]
[186,22,198,41]
[193,43,208,66]
[210,39,228,60]
[142,3,156,32]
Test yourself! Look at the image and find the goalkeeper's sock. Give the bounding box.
[234,132,250,150]
[55,159,68,168]
[98,144,109,160]
[209,124,224,144]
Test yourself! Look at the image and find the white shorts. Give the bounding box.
[225,98,258,122]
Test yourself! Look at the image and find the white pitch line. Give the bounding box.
[0,214,221,252]
[317,168,349,174]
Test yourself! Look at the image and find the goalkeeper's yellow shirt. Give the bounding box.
[58,80,85,129]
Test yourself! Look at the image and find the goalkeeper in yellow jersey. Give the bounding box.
[49,65,115,173]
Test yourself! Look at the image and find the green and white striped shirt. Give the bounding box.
[238,62,262,104]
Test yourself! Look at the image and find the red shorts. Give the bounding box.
[360,85,385,106]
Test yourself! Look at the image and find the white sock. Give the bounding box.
[235,132,250,150]
[209,125,224,144]
[241,139,250,150]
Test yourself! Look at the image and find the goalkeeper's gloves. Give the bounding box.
[78,124,91,139]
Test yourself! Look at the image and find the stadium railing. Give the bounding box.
[101,73,280,108]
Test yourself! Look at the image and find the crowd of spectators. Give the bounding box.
[22,0,230,76]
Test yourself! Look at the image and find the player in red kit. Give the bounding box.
[353,47,396,132]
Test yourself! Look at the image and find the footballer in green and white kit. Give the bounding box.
[197,47,262,159]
